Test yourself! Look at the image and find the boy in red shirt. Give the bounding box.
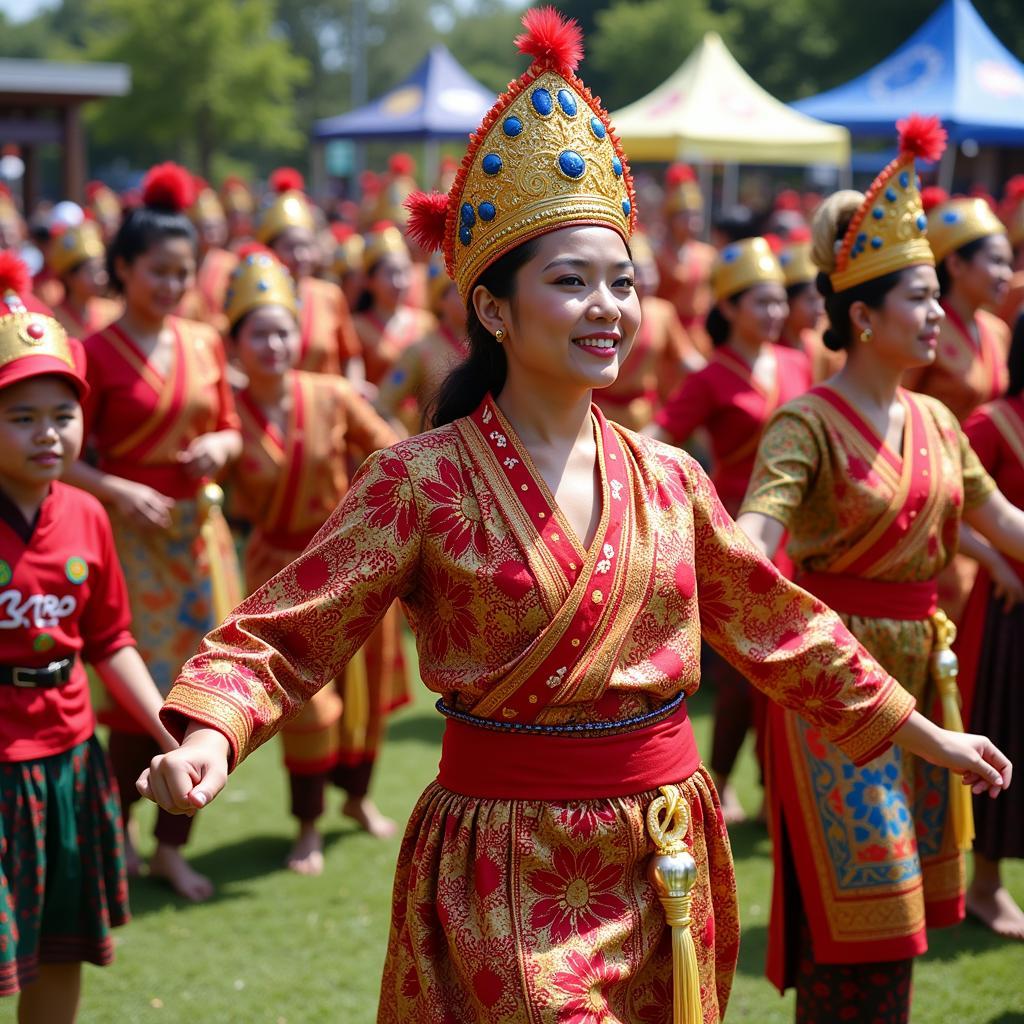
[0,253,174,1024]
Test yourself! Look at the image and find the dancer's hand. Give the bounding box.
[137,725,231,815]
[894,711,1012,798]
[109,478,174,530]
[987,550,1024,612]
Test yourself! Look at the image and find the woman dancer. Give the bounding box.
[139,16,1009,1023]
[739,117,1022,1022]
[67,163,241,902]
[48,221,121,338]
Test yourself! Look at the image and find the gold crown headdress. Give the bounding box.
[663,163,703,215]
[257,168,315,244]
[829,115,947,293]
[712,237,785,302]
[404,7,636,302]
[221,176,255,217]
[190,178,226,225]
[86,181,121,223]
[362,220,408,272]
[330,224,365,278]
[778,228,816,287]
[927,196,1006,264]
[224,245,298,329]
[48,220,105,277]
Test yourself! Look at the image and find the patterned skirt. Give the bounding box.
[377,766,737,1024]
[0,735,129,996]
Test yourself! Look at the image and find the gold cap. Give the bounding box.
[190,182,226,225]
[362,221,408,272]
[48,220,105,277]
[330,225,365,278]
[712,237,785,301]
[927,197,1006,263]
[663,163,703,215]
[224,247,298,329]
[779,233,817,287]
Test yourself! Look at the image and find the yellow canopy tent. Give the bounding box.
[610,32,850,166]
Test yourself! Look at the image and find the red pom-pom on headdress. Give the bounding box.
[763,233,784,255]
[269,167,305,195]
[774,189,801,212]
[404,192,450,253]
[896,114,947,163]
[85,180,108,202]
[142,163,196,212]
[920,186,949,213]
[787,225,812,244]
[389,153,416,177]
[515,6,583,73]
[359,170,382,196]
[1005,175,1024,202]
[665,163,696,186]
[236,241,276,262]
[0,250,32,297]
[330,222,356,243]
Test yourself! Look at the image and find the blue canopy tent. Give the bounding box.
[793,0,1024,185]
[312,45,495,142]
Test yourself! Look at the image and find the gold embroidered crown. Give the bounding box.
[404,7,636,302]
[48,220,105,277]
[362,221,408,272]
[927,197,1006,263]
[190,178,226,225]
[224,245,297,329]
[830,115,947,294]
[663,163,703,215]
[257,168,314,244]
[712,237,784,301]
[779,228,816,287]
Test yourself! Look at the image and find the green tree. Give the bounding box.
[83,0,308,176]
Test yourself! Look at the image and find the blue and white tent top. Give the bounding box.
[793,0,1024,143]
[312,45,496,142]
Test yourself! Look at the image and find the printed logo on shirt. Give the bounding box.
[0,591,77,630]
[0,561,10,587]
[33,633,55,653]
[65,556,89,585]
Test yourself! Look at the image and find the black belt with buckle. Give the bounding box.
[0,656,75,689]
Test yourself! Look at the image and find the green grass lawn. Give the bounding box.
[8,674,1022,1023]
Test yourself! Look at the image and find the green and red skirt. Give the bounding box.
[0,734,129,996]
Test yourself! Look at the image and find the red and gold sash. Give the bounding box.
[713,345,780,467]
[941,302,1004,404]
[455,396,655,724]
[987,397,1024,470]
[197,248,236,314]
[802,387,943,579]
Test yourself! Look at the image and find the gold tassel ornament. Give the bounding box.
[929,610,975,851]
[646,785,703,1024]
[197,483,244,624]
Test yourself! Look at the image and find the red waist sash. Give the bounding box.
[437,700,699,801]
[797,572,938,621]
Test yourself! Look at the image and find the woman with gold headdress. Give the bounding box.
[376,258,467,433]
[47,220,122,337]
[647,236,812,823]
[592,229,704,432]
[65,163,242,904]
[656,163,716,358]
[137,16,1010,1023]
[85,181,122,245]
[224,246,400,866]
[257,168,361,378]
[739,116,1024,1021]
[220,175,255,251]
[352,221,436,387]
[177,179,237,333]
[329,222,365,312]
[778,227,843,383]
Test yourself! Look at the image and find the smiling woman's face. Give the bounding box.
[474,225,641,395]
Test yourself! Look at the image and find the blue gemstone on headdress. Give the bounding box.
[943,210,959,223]
[591,117,606,140]
[857,232,867,244]
[460,202,475,227]
[899,171,910,188]
[558,150,586,179]
[482,153,502,175]
[885,187,897,202]
[257,279,269,291]
[872,208,884,220]
[459,225,472,245]
[622,199,631,216]
[871,237,883,249]
[557,89,577,117]
[916,213,927,230]
[531,88,553,116]
[503,116,523,137]
[611,156,623,177]
[723,245,740,263]
[851,249,859,259]
[478,202,496,222]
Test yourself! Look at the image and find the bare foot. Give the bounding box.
[148,844,215,903]
[342,796,397,839]
[967,885,1024,940]
[715,781,747,826]
[286,823,325,876]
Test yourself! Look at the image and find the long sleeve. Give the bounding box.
[160,446,422,767]
[682,455,916,765]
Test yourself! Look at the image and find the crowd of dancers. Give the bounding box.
[0,9,1021,1023]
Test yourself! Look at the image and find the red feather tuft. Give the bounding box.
[665,163,696,186]
[1004,175,1024,204]
[85,180,109,201]
[0,250,32,297]
[774,189,801,212]
[896,114,947,163]
[142,162,196,212]
[330,222,355,243]
[919,186,949,213]
[787,225,812,244]
[388,152,416,177]
[359,170,382,196]
[222,175,248,190]
[404,192,450,253]
[269,167,305,194]
[236,242,275,261]
[763,233,784,255]
[515,6,584,73]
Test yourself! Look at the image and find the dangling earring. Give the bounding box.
[860,327,873,343]
[494,329,505,343]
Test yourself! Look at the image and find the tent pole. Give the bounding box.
[939,143,956,193]
[722,162,739,210]
[698,161,713,242]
